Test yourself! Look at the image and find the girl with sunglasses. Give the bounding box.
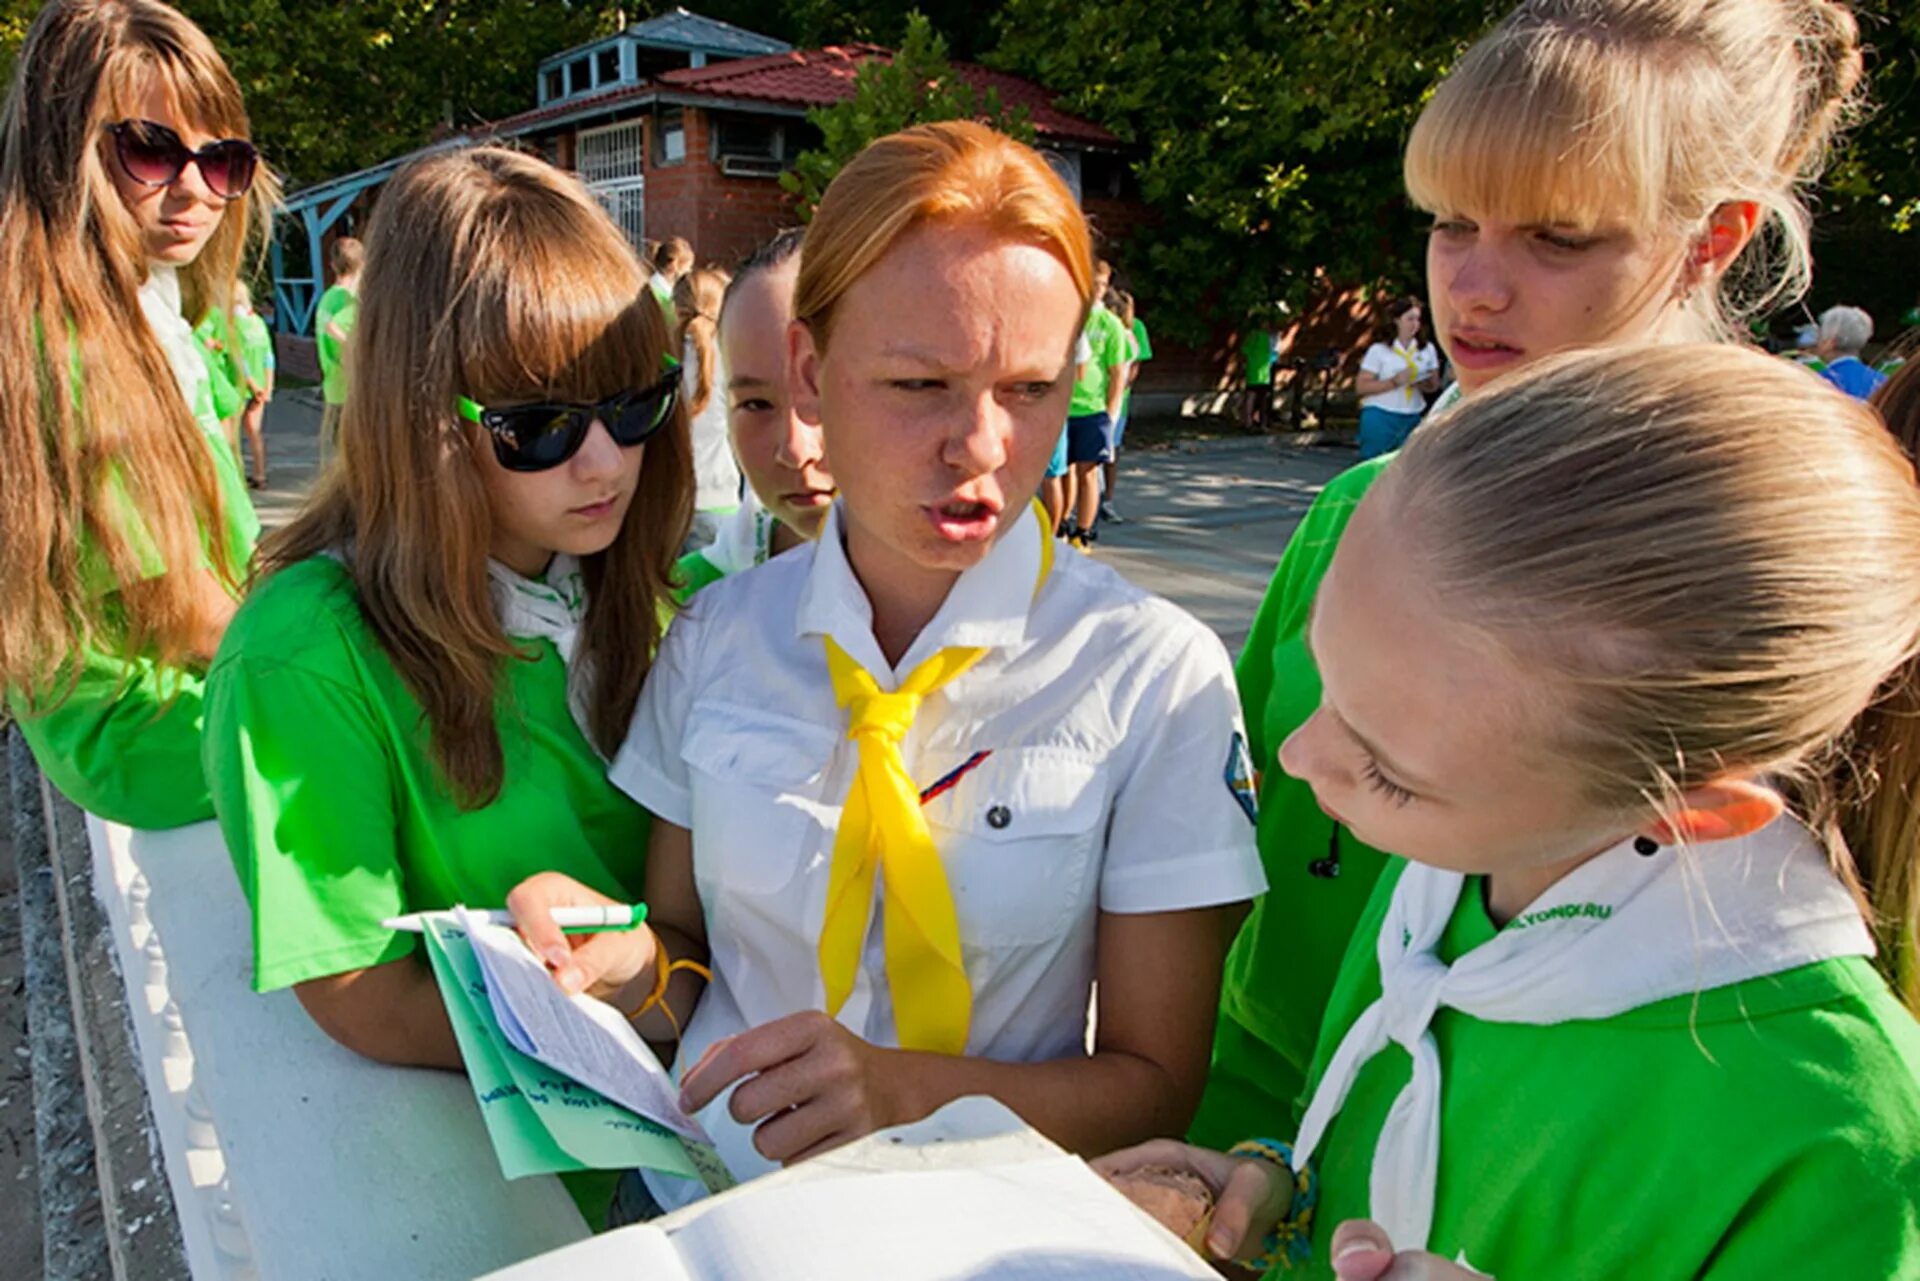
[202,144,690,1226]
[1,0,274,829]
[1191,0,1868,1157]
[509,122,1263,1216]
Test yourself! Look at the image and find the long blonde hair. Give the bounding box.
[0,0,277,698]
[794,121,1094,350]
[1405,0,1863,342]
[673,265,728,418]
[264,147,692,806]
[1386,344,1920,1009]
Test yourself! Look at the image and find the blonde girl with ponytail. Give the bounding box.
[1107,344,1920,1278]
[1199,0,1872,1151]
[0,0,276,828]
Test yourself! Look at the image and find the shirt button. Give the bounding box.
[986,805,1012,830]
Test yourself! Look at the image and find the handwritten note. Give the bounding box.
[422,917,722,1188]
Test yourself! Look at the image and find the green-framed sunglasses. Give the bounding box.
[458,359,680,473]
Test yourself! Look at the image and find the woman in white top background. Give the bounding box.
[512,120,1264,1211]
[676,264,744,549]
[1353,296,1441,461]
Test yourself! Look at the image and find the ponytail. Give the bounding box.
[673,266,728,418]
[1838,673,1920,1011]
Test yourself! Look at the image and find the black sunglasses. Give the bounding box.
[459,369,680,473]
[107,119,259,200]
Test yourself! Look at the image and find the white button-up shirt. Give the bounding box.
[611,502,1265,1203]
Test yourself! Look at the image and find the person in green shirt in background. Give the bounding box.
[1239,323,1275,430]
[233,280,274,487]
[1062,257,1130,549]
[314,234,362,465]
[1103,346,1920,1280]
[204,147,692,1228]
[1100,286,1144,525]
[673,226,834,601]
[1,0,275,831]
[193,298,246,457]
[1187,0,1870,1165]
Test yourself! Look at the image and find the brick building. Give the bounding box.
[273,9,1132,340]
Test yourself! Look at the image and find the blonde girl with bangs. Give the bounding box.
[509,121,1263,1214]
[202,143,690,1161]
[1194,0,1870,1158]
[1106,344,1920,1278]
[1,0,277,829]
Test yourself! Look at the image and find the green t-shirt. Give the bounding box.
[237,312,274,389]
[204,556,651,993]
[1286,859,1920,1279]
[1132,317,1153,364]
[1070,304,1130,418]
[7,334,261,829]
[315,284,357,406]
[1188,456,1394,1150]
[194,310,245,421]
[1242,328,1275,387]
[650,279,677,333]
[671,549,728,604]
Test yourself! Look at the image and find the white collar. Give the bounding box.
[796,501,1048,681]
[699,491,778,578]
[1290,815,1873,1251]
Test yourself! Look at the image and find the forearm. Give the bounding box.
[1353,373,1396,396]
[885,1044,1199,1157]
[1105,367,1126,420]
[293,957,462,1071]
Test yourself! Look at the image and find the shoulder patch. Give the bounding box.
[1224,731,1258,825]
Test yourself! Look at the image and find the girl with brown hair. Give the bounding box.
[1106,344,1920,1277]
[510,121,1262,1213]
[202,146,690,1097]
[674,264,742,548]
[1,0,275,828]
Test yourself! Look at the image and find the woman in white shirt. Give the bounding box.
[511,120,1265,1209]
[1354,296,1441,460]
[675,265,743,548]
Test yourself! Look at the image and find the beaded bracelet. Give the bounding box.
[1226,1137,1317,1271]
[623,939,712,1040]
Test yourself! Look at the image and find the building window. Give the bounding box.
[654,108,685,166]
[712,115,782,161]
[568,56,590,95]
[597,47,621,85]
[543,67,562,102]
[577,119,647,184]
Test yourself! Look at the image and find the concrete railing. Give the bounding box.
[10,729,592,1279]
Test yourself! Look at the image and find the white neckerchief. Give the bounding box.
[1292,817,1873,1251]
[698,490,777,578]
[1427,380,1464,416]
[137,265,217,434]
[486,554,600,754]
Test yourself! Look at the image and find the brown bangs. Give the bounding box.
[1404,24,1671,234]
[455,192,663,407]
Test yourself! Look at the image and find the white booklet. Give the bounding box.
[480,1098,1219,1281]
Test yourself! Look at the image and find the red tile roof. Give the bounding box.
[490,45,1115,146]
[658,46,1116,145]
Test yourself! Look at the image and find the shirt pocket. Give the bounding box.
[929,747,1109,948]
[682,701,837,898]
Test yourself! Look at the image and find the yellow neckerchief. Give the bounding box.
[817,500,1054,1054]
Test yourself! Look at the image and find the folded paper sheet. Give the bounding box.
[422,913,731,1192]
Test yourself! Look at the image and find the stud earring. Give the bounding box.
[1634,835,1660,857]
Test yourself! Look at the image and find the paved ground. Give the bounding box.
[0,742,42,1281]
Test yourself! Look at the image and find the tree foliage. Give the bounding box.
[989,0,1503,342]
[781,11,1033,218]
[0,0,624,188]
